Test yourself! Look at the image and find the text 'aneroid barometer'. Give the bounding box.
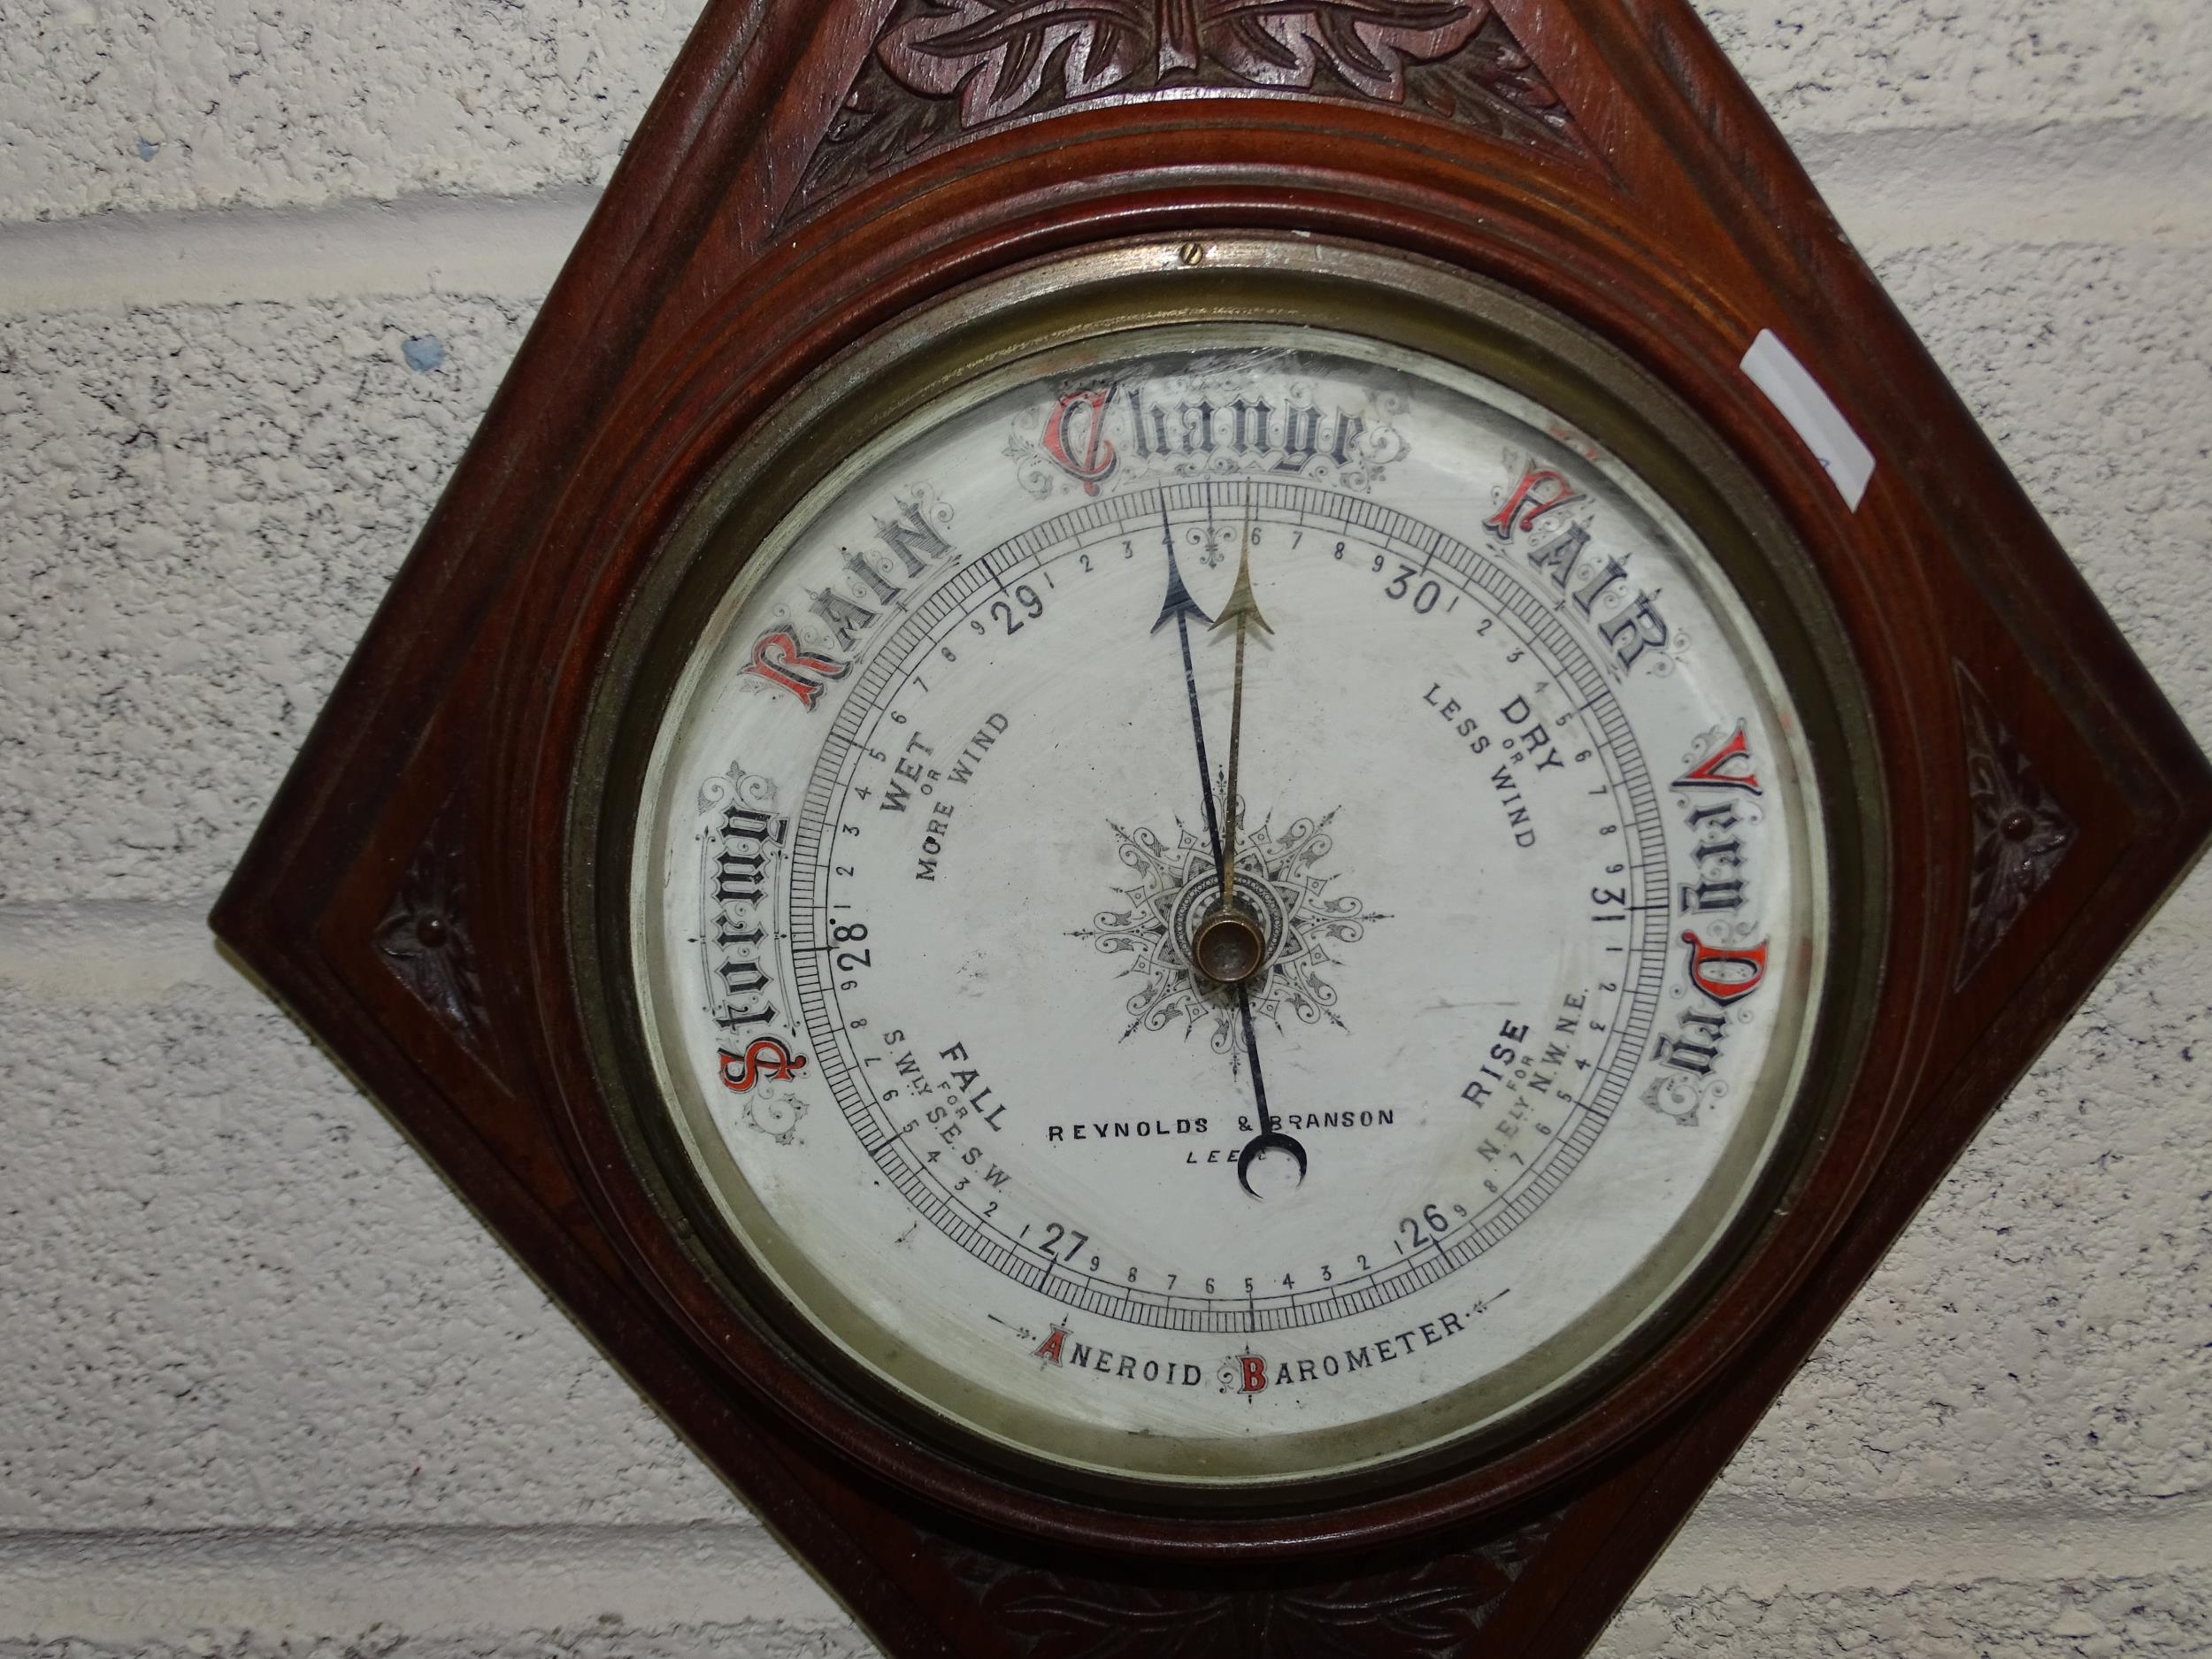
[217,5,2211,1655]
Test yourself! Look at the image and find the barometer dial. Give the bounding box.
[627,326,1829,1486]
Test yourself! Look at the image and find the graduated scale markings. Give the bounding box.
[698,469,1774,1336]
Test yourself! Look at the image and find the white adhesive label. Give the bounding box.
[1740,329,1876,511]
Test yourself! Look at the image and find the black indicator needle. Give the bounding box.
[1233,986,1305,1198]
[1151,488,1305,1200]
[1152,496,1224,871]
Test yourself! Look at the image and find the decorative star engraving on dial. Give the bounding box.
[1076,812,1382,1051]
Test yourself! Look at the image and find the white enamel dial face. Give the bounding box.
[629,326,1828,1486]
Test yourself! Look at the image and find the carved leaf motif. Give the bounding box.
[882,0,1492,113]
[936,1515,1553,1657]
[882,0,1156,124]
[1395,12,1571,128]
[987,1579,1233,1658]
[1198,0,1487,101]
[790,0,1589,220]
[1268,1540,1542,1655]
[1956,663,2077,987]
[374,806,489,1053]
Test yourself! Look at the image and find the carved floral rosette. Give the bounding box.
[1955,664,2076,986]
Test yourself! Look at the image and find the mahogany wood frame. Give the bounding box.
[214,2,2212,1653]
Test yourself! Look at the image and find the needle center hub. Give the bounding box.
[1193,903,1268,987]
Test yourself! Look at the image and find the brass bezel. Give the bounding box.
[568,234,1888,1517]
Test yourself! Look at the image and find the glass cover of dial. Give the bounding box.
[630,327,1827,1486]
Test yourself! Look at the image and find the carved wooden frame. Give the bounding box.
[214,2,2212,1654]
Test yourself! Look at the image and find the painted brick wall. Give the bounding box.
[1,4,2207,1655]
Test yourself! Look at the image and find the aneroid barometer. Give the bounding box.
[217,4,2212,1655]
[617,259,1847,1489]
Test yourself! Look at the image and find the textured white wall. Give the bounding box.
[1,3,2208,1655]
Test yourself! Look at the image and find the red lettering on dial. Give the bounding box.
[1041,387,1118,495]
[1674,726,1763,794]
[719,1037,807,1091]
[1484,464,1579,541]
[742,629,849,708]
[1680,931,1769,1006]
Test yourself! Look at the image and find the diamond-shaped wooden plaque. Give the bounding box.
[213,3,2212,1654]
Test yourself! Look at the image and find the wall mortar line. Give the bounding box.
[0,118,2206,318]
[0,1497,2207,1640]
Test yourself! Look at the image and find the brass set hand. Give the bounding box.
[1214,503,1272,899]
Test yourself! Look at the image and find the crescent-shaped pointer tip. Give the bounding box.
[1236,1131,1309,1199]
